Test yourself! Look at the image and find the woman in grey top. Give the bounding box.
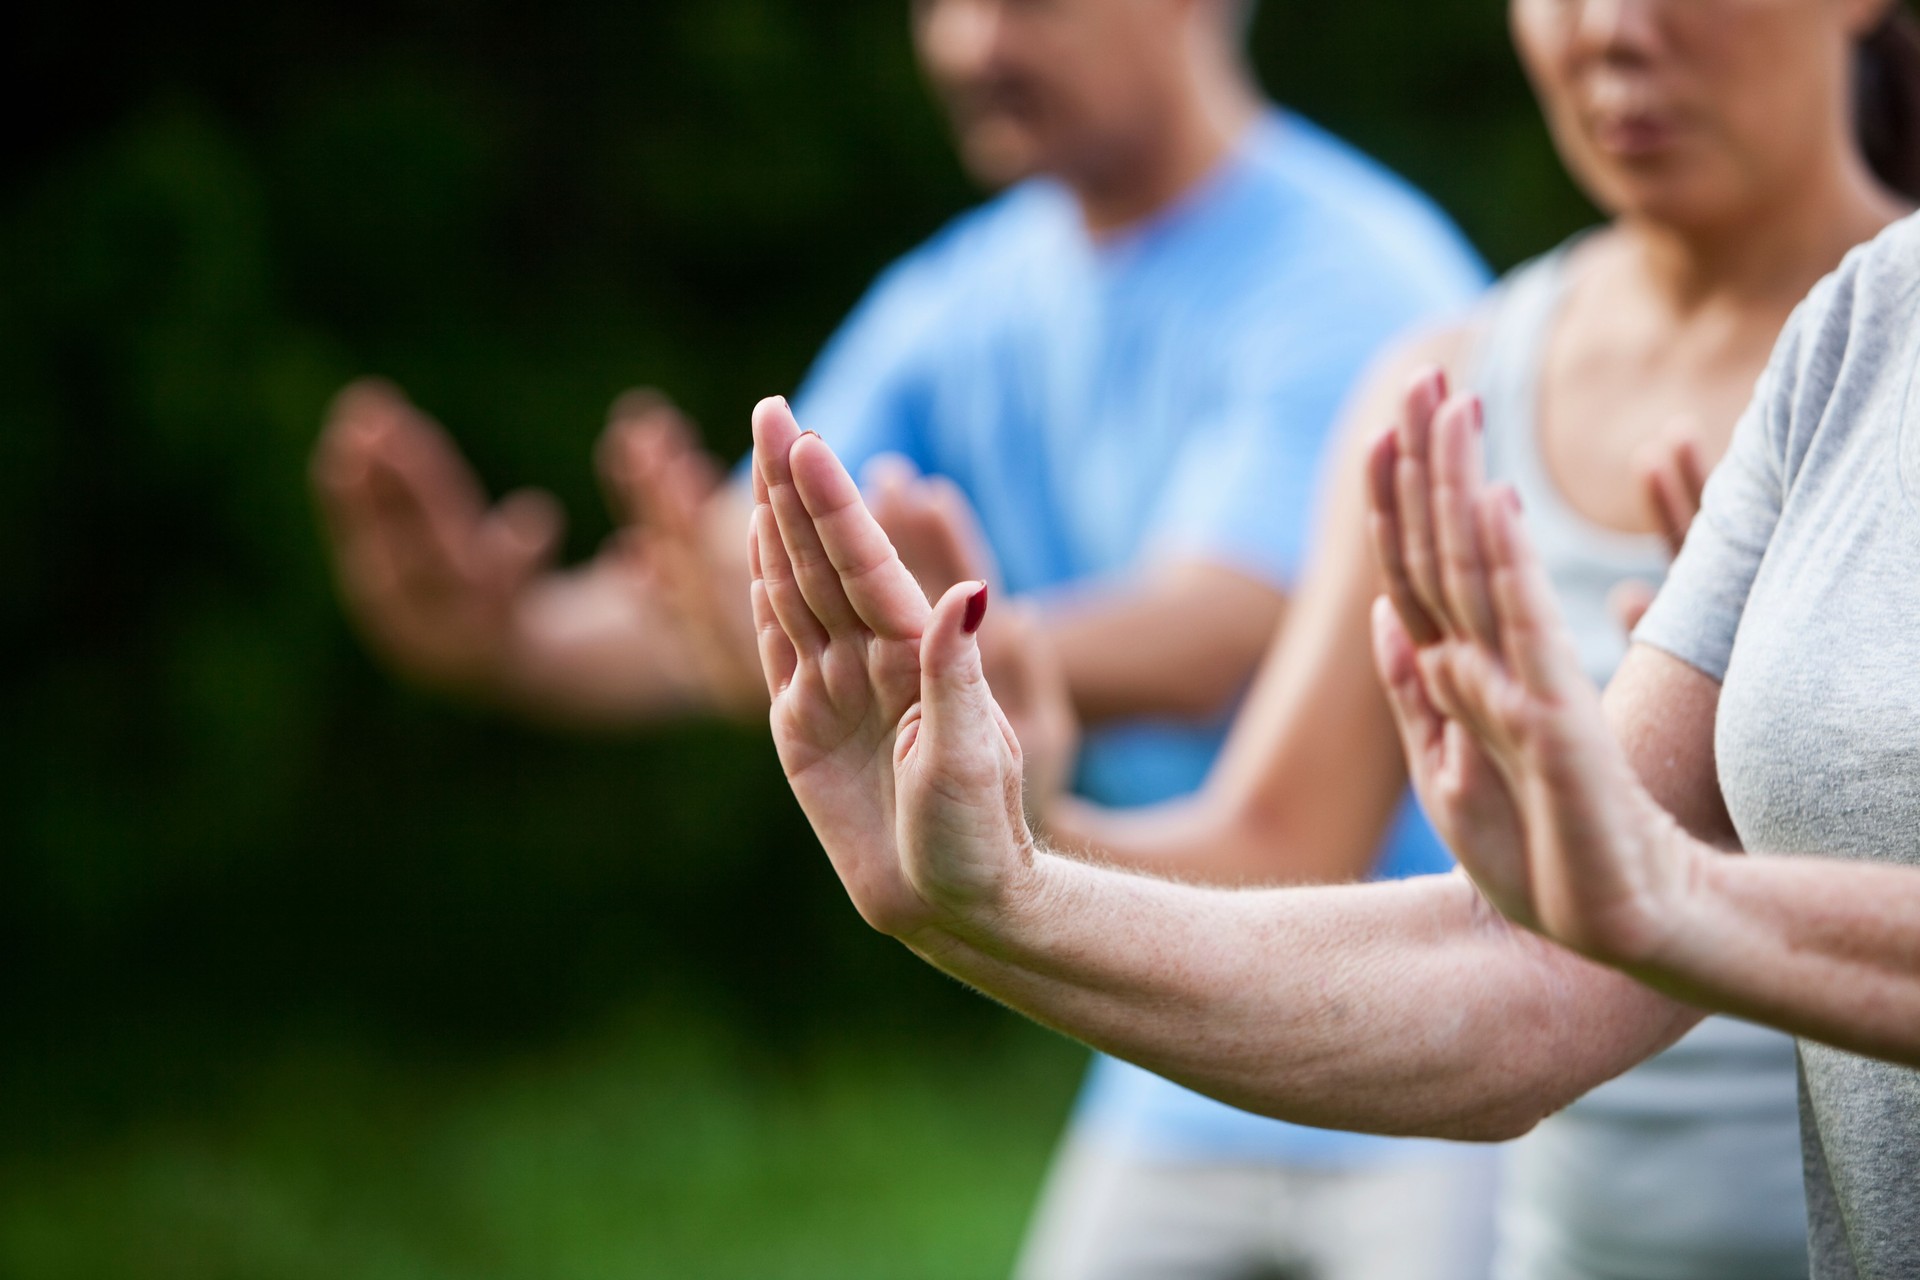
[736,8,1920,1280]
[1357,207,1920,1276]
[1030,0,1919,1272]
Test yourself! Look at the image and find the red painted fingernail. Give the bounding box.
[962,583,989,635]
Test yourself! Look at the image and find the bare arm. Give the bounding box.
[499,481,756,727]
[1043,561,1283,725]
[912,862,1692,1141]
[1372,376,1920,1065]
[748,396,1696,1145]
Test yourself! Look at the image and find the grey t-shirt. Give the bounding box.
[1637,211,1920,1280]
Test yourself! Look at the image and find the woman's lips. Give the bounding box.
[1592,112,1682,158]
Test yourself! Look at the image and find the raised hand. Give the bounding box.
[750,398,1034,939]
[865,461,1078,815]
[1367,370,1688,963]
[599,390,763,717]
[1638,424,1709,557]
[1608,426,1710,634]
[865,455,1003,600]
[311,379,563,702]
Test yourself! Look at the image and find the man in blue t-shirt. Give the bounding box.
[312,1,1492,1275]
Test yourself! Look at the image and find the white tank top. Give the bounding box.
[1471,243,1810,1276]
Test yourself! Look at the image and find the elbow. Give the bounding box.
[1434,1101,1547,1144]
[1142,672,1247,724]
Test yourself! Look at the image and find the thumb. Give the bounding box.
[919,580,1006,771]
[1371,594,1445,764]
[484,488,565,587]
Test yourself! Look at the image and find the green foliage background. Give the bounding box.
[1,3,1594,1275]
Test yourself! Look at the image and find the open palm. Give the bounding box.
[1368,371,1684,961]
[749,399,1032,941]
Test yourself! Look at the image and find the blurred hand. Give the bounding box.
[598,390,764,718]
[865,455,1003,599]
[311,379,564,703]
[986,602,1079,821]
[1608,426,1710,635]
[750,398,1034,939]
[866,460,1078,812]
[1368,370,1689,964]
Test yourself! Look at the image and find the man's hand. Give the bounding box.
[866,461,1079,816]
[599,390,764,718]
[313,379,766,726]
[1367,369,1696,965]
[750,397,1036,939]
[311,379,564,703]
[866,455,1003,599]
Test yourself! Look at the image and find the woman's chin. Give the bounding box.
[1594,169,1751,235]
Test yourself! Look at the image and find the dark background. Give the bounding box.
[0,3,1594,1276]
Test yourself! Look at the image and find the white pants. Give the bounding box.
[1014,1131,1499,1280]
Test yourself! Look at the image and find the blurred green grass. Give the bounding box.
[0,1013,1083,1280]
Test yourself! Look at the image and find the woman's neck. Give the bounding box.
[1621,151,1907,322]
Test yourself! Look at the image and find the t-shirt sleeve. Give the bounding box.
[1144,367,1344,587]
[1633,303,1812,681]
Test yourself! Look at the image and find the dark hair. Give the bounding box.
[1855,6,1920,200]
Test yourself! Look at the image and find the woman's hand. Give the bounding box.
[1366,370,1697,965]
[749,398,1037,940]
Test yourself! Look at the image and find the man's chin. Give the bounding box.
[955,128,1048,190]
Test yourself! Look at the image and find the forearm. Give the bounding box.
[1046,561,1283,724]
[1045,785,1390,887]
[496,568,727,729]
[1046,793,1285,884]
[1641,842,1920,1065]
[906,857,1695,1141]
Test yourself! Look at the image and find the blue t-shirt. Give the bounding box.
[793,110,1488,1164]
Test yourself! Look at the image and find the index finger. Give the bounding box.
[789,432,932,643]
[1367,371,1449,645]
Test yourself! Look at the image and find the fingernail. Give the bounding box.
[1471,397,1485,434]
[799,430,819,440]
[1507,488,1523,514]
[962,583,989,635]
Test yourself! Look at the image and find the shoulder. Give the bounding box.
[1780,211,1920,363]
[1752,211,1920,464]
[1351,322,1476,428]
[811,181,1069,374]
[863,180,1072,309]
[1237,111,1489,310]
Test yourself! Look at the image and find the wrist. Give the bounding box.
[908,831,1055,955]
[1622,824,1720,978]
[1036,791,1093,846]
[1578,805,1714,973]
